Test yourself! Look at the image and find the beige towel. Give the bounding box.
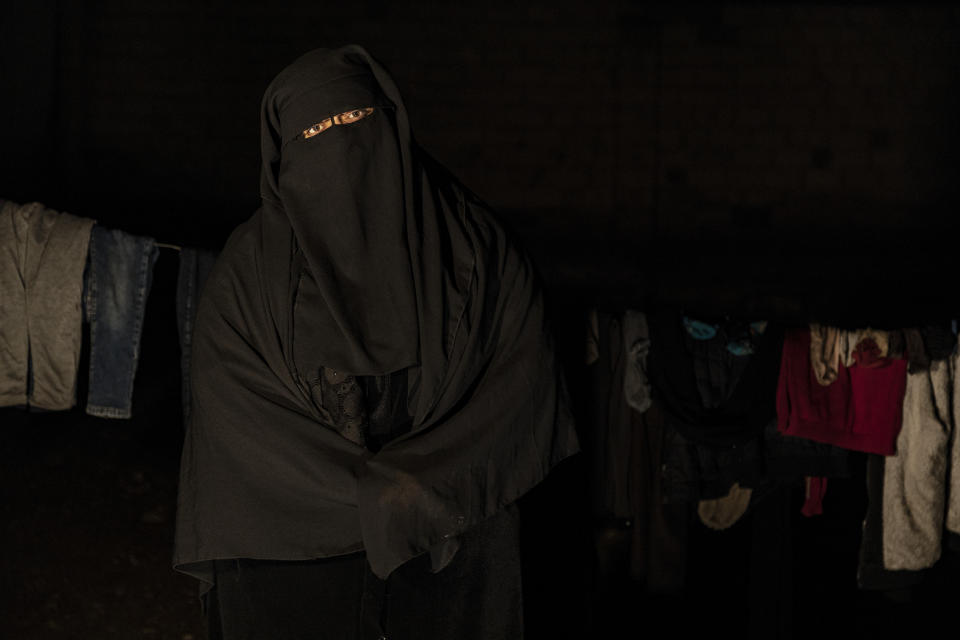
[698,483,752,531]
[949,348,960,538]
[882,356,953,570]
[840,328,890,368]
[809,323,843,385]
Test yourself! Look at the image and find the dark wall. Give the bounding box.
[2,2,958,320]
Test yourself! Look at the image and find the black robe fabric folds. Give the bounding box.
[174,46,579,589]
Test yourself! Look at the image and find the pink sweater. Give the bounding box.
[777,328,907,456]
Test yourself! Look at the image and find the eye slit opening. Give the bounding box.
[301,108,374,139]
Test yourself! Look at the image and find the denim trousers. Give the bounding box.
[175,247,218,424]
[84,225,159,418]
[0,201,95,410]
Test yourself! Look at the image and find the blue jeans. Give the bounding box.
[176,247,218,424]
[84,225,159,418]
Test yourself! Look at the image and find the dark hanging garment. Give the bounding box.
[628,399,689,594]
[586,311,636,519]
[175,246,218,426]
[173,44,579,607]
[646,310,783,447]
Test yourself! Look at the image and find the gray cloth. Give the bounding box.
[0,201,94,410]
[622,310,651,414]
[628,399,688,594]
[882,356,954,570]
[587,312,635,518]
[858,454,924,591]
[585,309,600,366]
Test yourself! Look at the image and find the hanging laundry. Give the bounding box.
[649,311,781,534]
[698,482,752,530]
[627,400,688,594]
[809,323,844,386]
[586,311,636,519]
[949,363,960,548]
[585,308,600,366]
[647,310,782,447]
[684,318,754,410]
[882,345,958,570]
[587,311,683,593]
[175,247,218,425]
[681,316,768,356]
[622,310,651,413]
[0,201,95,410]
[857,454,925,591]
[902,329,930,373]
[84,225,159,418]
[920,323,957,361]
[800,477,828,517]
[777,328,907,456]
[662,416,850,507]
[839,328,890,367]
[897,324,956,373]
[886,329,906,360]
[660,425,762,504]
[763,418,849,480]
[851,336,887,368]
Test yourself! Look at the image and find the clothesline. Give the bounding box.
[1,198,216,421]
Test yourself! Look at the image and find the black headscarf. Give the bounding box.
[174,46,579,587]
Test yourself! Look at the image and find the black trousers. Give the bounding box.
[206,505,523,640]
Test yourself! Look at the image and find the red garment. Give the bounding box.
[777,329,907,456]
[801,477,828,517]
[852,337,884,368]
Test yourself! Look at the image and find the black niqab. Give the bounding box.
[261,50,416,375]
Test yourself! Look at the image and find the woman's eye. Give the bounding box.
[302,118,333,138]
[338,107,373,123]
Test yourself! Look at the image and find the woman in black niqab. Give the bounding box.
[175,46,579,639]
